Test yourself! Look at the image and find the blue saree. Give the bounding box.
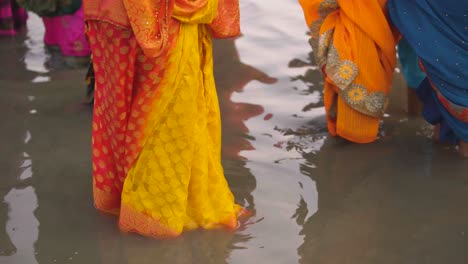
[387,0,468,143]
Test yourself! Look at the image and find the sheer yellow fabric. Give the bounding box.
[118,0,241,238]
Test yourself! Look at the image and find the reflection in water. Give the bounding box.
[293,114,468,263]
[2,187,39,264]
[24,13,48,74]
[19,152,33,180]
[0,197,16,257]
[94,229,253,264]
[214,37,277,213]
[0,131,39,264]
[31,76,51,83]
[288,48,324,112]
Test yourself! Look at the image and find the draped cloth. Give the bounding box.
[388,0,468,142]
[85,0,243,238]
[42,6,91,57]
[0,0,27,36]
[299,0,397,143]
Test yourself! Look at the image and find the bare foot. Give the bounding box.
[458,141,468,158]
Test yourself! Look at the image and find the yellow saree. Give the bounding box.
[86,0,243,238]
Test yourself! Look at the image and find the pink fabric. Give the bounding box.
[42,6,90,57]
[0,0,27,36]
[0,6,15,36]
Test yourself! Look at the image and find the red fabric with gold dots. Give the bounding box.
[88,21,175,213]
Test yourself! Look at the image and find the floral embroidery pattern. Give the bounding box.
[365,92,386,114]
[325,48,358,89]
[344,85,367,105]
[340,85,386,115]
[308,0,388,117]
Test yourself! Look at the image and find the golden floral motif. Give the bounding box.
[341,85,387,117]
[344,84,367,106]
[338,62,357,80]
[326,47,358,90]
[315,29,333,68]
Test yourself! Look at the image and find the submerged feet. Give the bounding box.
[459,141,468,158]
[433,123,468,158]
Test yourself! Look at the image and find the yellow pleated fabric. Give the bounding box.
[117,1,242,238]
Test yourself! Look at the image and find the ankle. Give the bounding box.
[458,141,468,158]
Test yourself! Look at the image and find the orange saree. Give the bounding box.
[85,0,243,238]
[299,0,397,143]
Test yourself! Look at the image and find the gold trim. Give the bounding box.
[308,0,388,118]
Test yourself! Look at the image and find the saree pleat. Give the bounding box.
[88,0,242,238]
[299,0,397,143]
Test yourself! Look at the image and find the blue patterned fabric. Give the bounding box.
[388,0,468,142]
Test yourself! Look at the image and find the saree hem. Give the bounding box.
[118,203,240,239]
[119,204,181,238]
[93,184,121,215]
[418,62,468,123]
[416,78,464,144]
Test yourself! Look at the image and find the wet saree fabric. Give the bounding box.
[42,6,90,57]
[0,0,27,36]
[299,0,397,143]
[388,0,468,142]
[85,0,242,238]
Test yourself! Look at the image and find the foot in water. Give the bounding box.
[433,124,467,157]
[459,141,468,158]
[433,124,441,143]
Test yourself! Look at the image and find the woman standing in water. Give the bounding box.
[41,1,90,58]
[0,0,27,36]
[387,0,468,157]
[84,0,244,238]
[16,0,90,57]
[299,0,398,143]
